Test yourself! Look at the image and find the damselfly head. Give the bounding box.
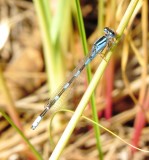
[104,27,116,39]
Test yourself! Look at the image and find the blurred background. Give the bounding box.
[0,0,149,160]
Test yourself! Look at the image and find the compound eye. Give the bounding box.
[104,27,109,34]
[109,31,115,38]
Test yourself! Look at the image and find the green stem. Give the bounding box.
[33,0,55,91]
[0,111,43,160]
[75,0,103,159]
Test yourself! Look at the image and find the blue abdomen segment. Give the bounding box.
[85,58,91,66]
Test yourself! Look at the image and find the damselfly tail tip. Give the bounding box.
[31,116,42,130]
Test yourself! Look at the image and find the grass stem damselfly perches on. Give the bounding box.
[31,27,116,130]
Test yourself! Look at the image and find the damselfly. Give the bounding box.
[31,27,116,130]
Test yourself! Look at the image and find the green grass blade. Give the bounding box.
[74,0,103,159]
[33,0,56,92]
[0,111,43,160]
